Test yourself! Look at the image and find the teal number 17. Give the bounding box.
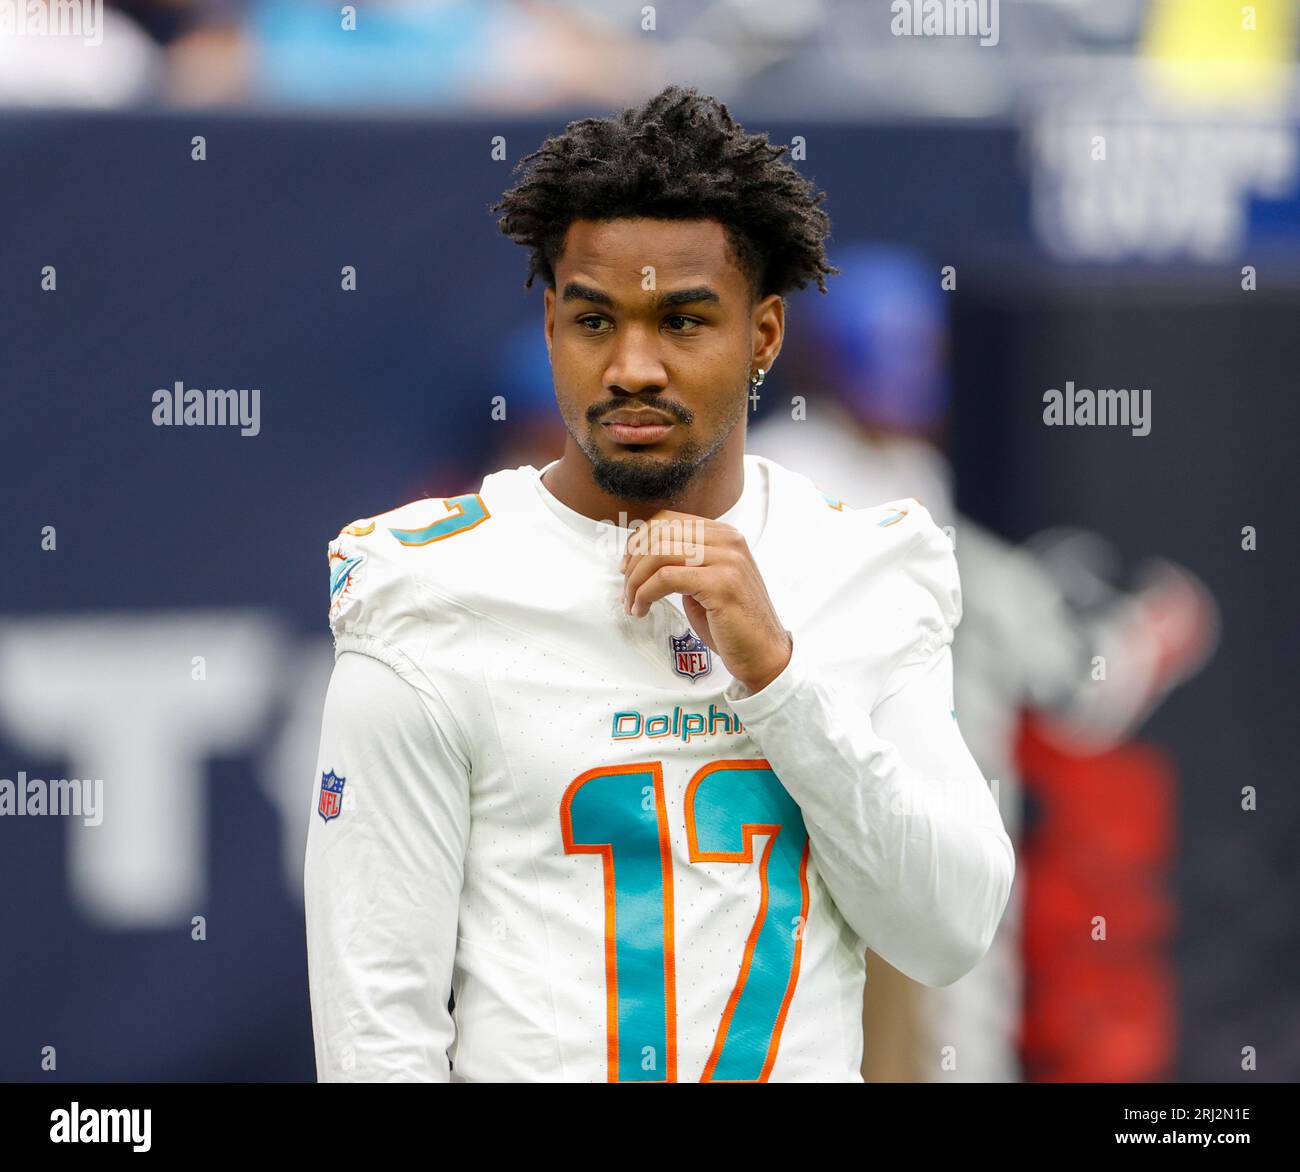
[560,757,810,1082]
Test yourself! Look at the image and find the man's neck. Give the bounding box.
[541,436,746,527]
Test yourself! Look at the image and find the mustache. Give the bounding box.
[588,400,693,424]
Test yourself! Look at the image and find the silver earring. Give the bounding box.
[750,367,766,387]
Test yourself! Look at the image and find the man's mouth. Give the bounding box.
[601,420,676,444]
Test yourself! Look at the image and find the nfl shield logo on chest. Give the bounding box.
[318,769,346,822]
[670,630,712,681]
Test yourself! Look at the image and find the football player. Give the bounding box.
[304,85,1014,1082]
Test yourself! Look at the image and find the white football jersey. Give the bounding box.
[305,453,1014,1082]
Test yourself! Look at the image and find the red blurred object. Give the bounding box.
[1017,713,1178,1082]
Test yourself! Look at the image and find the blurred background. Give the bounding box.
[1,0,1296,1081]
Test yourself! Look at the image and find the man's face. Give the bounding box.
[543,217,781,502]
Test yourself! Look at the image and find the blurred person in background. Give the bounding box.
[170,0,660,110]
[481,319,568,475]
[1,0,1176,118]
[409,319,565,502]
[231,0,827,112]
[747,241,1220,1082]
[0,0,164,105]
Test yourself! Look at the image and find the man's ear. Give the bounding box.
[753,291,784,371]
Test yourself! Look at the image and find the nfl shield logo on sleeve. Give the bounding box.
[670,630,712,681]
[318,769,346,822]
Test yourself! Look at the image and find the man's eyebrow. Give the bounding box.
[655,286,721,309]
[559,282,722,310]
[561,282,614,308]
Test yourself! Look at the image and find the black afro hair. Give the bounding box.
[490,84,838,304]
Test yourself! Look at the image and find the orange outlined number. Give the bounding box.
[563,757,809,1082]
[388,493,490,546]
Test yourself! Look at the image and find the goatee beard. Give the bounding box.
[587,447,702,502]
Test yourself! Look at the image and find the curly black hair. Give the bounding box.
[491,85,838,304]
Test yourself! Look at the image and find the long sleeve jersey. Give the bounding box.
[304,453,1015,1082]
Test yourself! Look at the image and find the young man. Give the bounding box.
[305,85,1014,1082]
